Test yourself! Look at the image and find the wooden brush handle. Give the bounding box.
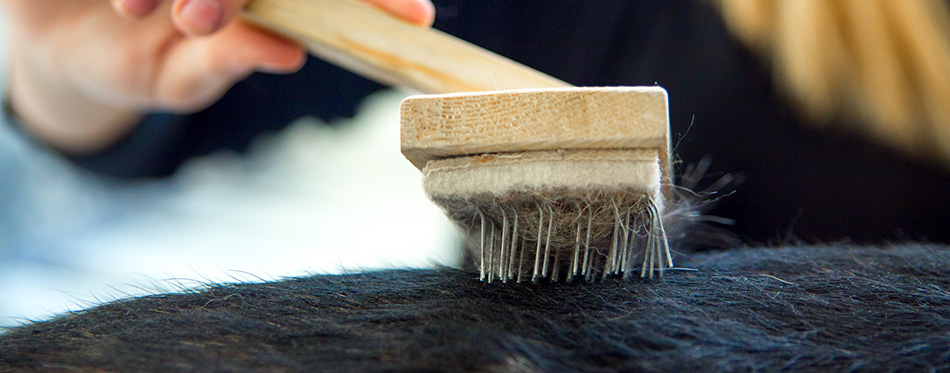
[242,0,570,94]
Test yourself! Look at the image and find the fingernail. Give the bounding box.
[179,0,223,35]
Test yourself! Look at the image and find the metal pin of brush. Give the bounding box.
[242,0,673,282]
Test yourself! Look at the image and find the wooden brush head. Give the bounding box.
[400,86,672,188]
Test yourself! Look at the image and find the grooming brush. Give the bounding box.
[401,88,672,282]
[243,0,673,282]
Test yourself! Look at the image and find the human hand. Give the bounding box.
[1,0,435,153]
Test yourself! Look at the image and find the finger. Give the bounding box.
[171,0,249,36]
[155,20,305,110]
[112,0,163,18]
[364,0,435,26]
[210,20,307,74]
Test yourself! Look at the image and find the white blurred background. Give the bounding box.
[0,10,458,327]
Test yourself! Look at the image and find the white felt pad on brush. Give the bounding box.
[423,149,661,199]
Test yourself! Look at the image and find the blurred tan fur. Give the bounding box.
[717,0,950,166]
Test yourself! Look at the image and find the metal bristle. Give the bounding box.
[469,194,672,284]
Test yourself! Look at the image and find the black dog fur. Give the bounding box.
[2,244,949,372]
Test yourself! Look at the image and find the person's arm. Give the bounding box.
[0,0,434,155]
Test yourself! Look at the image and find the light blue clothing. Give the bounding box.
[0,83,140,260]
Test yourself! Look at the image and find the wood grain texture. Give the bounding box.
[243,0,569,94]
[401,87,671,185]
